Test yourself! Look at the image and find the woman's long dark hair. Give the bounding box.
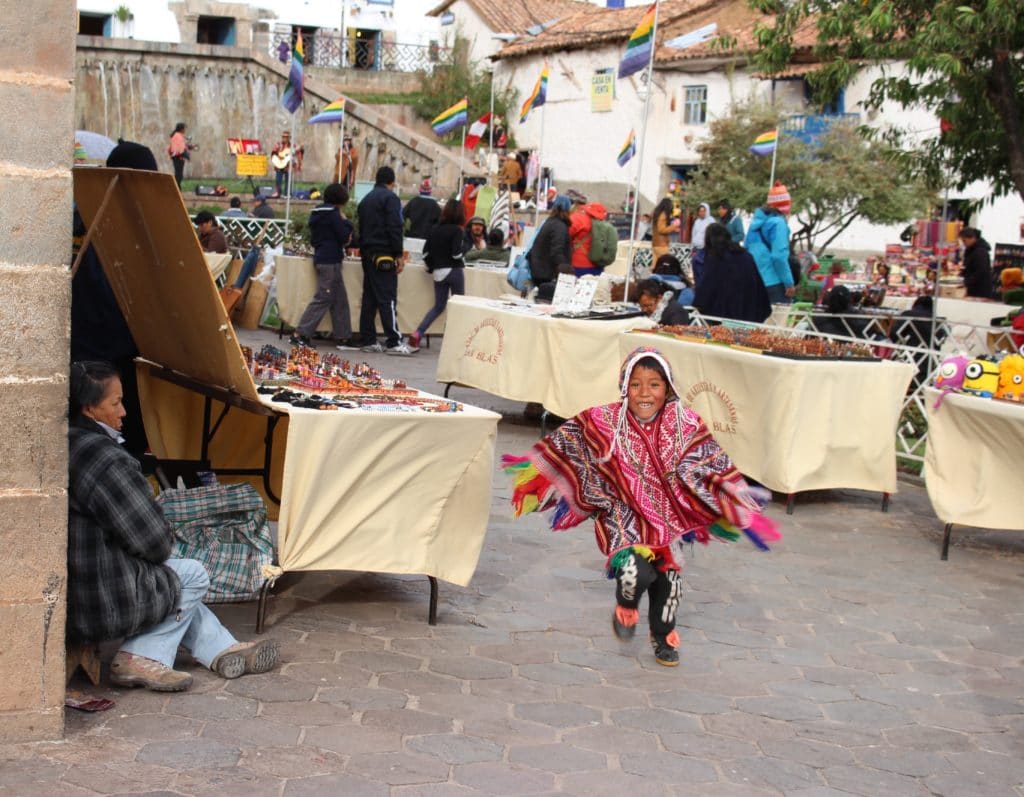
[440,198,465,226]
[70,360,119,421]
[652,198,674,226]
[171,122,186,136]
[704,222,739,258]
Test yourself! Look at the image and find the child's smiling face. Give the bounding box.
[627,365,668,422]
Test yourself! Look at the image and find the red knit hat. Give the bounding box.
[766,181,791,214]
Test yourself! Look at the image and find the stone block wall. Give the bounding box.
[0,0,75,741]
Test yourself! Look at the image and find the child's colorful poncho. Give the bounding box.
[503,347,780,565]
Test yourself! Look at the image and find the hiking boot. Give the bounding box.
[110,651,193,692]
[211,639,280,679]
[651,631,680,667]
[612,606,639,640]
[385,342,417,356]
[361,342,385,353]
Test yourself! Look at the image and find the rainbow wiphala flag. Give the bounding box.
[431,97,468,136]
[618,3,656,79]
[749,129,778,156]
[519,67,549,124]
[281,33,304,113]
[617,129,636,167]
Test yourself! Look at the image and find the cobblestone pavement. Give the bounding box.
[4,332,1022,796]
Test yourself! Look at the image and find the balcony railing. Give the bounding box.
[270,27,452,73]
[782,113,860,145]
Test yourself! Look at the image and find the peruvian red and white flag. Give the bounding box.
[464,112,493,149]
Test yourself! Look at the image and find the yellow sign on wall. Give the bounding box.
[591,72,614,112]
[235,154,268,177]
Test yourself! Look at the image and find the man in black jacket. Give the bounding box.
[357,166,415,354]
[404,178,440,239]
[959,227,993,298]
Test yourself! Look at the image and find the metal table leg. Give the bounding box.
[786,493,796,515]
[941,522,953,561]
[256,578,274,634]
[427,576,438,625]
[881,492,891,513]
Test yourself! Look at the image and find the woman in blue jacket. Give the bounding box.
[745,182,794,304]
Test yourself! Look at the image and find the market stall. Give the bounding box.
[923,387,1024,559]
[882,295,1019,327]
[436,295,655,419]
[619,328,915,510]
[275,256,510,338]
[74,168,499,626]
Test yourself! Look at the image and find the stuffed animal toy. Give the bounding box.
[932,354,970,407]
[995,354,1024,402]
[962,357,1001,398]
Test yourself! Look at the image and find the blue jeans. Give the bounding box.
[119,559,237,669]
[766,283,792,304]
[417,268,465,335]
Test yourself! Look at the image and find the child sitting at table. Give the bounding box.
[503,347,779,666]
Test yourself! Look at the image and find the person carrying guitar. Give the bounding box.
[271,131,303,198]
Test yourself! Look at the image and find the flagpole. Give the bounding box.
[624,0,660,303]
[768,126,779,191]
[285,111,296,229]
[533,101,547,227]
[458,122,466,198]
[338,107,345,187]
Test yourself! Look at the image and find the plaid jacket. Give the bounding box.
[67,418,180,643]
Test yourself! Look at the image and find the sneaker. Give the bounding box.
[651,631,680,667]
[335,338,362,351]
[289,333,313,348]
[361,342,385,353]
[211,639,280,679]
[109,651,193,692]
[385,342,417,356]
[408,331,422,349]
[612,606,639,640]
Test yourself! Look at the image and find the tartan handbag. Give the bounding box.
[157,483,275,603]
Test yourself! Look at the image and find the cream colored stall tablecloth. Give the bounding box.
[619,331,915,494]
[137,367,499,586]
[923,388,1024,531]
[437,296,656,418]
[275,256,510,336]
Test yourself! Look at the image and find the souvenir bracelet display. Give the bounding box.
[241,345,464,413]
[932,352,1024,404]
[639,325,880,361]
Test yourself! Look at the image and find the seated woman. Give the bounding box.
[68,361,280,692]
[810,285,868,338]
[637,278,691,326]
[650,254,695,306]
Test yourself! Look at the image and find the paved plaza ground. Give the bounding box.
[3,329,1023,796]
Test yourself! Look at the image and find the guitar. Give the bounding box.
[271,147,292,170]
[271,144,304,171]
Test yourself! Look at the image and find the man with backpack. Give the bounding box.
[569,201,618,277]
[746,181,795,304]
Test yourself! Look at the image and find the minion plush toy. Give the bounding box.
[995,354,1024,402]
[961,357,1001,398]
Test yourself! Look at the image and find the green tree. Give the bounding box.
[749,0,1024,203]
[412,34,518,148]
[686,100,930,254]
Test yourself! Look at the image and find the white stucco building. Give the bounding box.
[490,0,1024,252]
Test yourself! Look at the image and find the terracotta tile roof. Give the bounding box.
[655,0,819,64]
[493,0,718,60]
[490,0,820,67]
[426,0,594,37]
